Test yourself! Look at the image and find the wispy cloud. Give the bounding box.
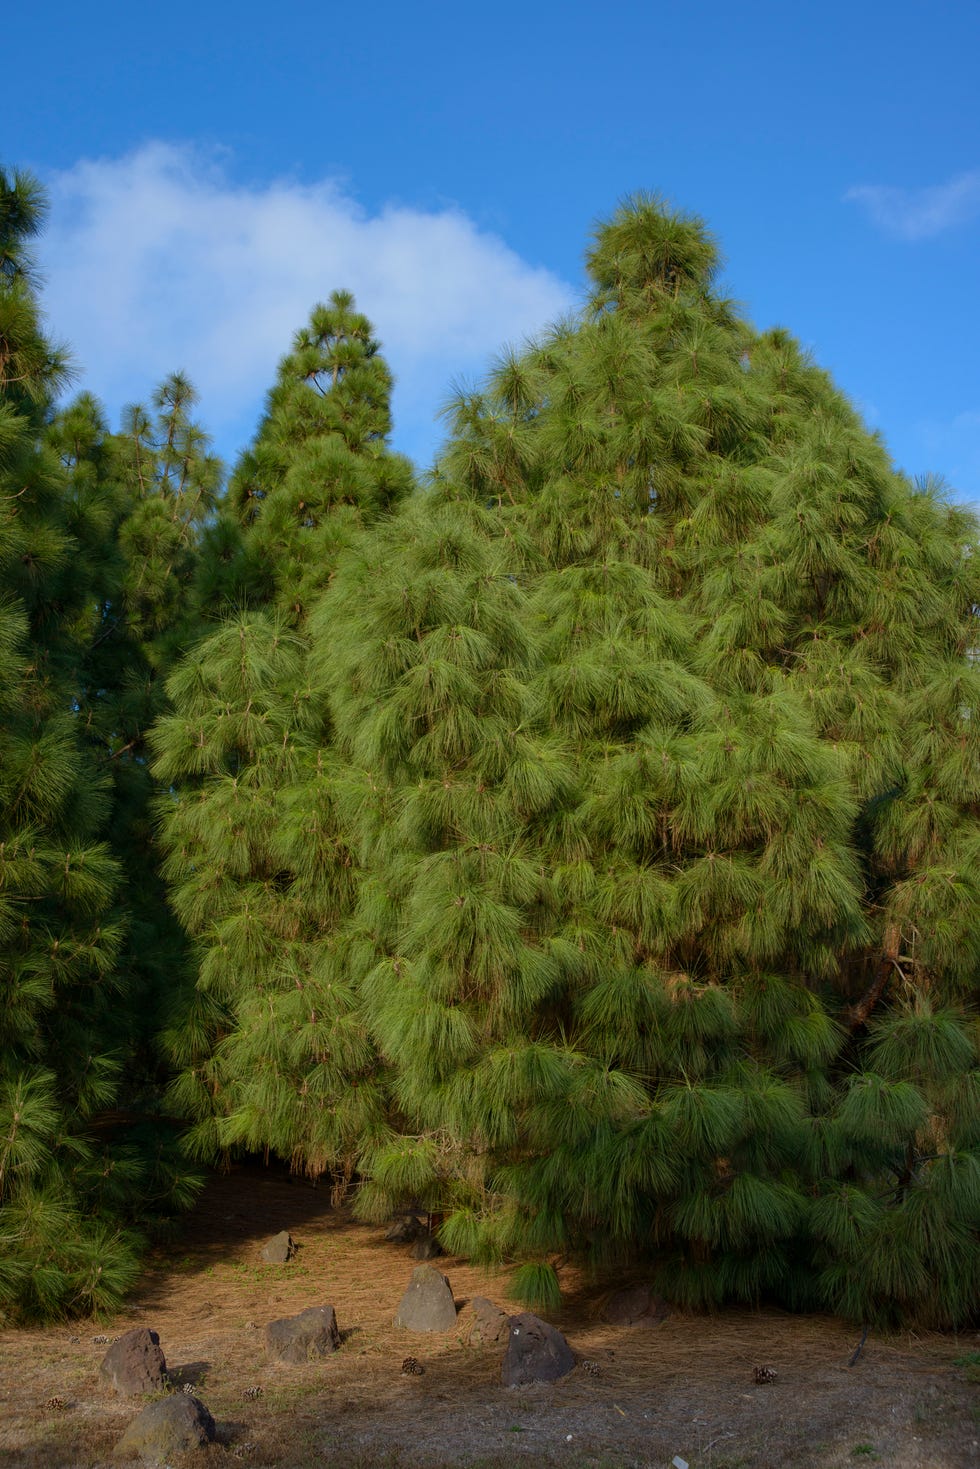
[37,144,575,468]
[845,170,980,240]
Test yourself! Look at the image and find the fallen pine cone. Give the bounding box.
[92,1334,111,1344]
[242,1385,263,1400]
[45,1396,69,1411]
[401,1356,425,1376]
[753,1365,778,1384]
[181,1383,196,1395]
[580,1359,601,1377]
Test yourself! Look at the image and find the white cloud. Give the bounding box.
[37,143,575,468]
[845,170,980,240]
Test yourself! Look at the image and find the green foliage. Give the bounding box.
[0,171,205,1322]
[16,169,976,1331]
[154,296,413,1192]
[307,195,980,1327]
[507,1261,562,1313]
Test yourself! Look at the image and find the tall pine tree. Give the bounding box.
[0,170,141,1320]
[317,197,979,1327]
[153,295,413,1191]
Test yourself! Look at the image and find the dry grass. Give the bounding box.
[0,1163,977,1469]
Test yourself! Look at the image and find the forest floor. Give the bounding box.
[0,1164,977,1469]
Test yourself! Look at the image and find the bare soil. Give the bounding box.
[0,1163,977,1469]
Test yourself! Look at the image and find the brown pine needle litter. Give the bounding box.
[0,1164,974,1469]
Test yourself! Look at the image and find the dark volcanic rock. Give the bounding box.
[602,1283,669,1327]
[114,1393,215,1463]
[260,1229,296,1263]
[393,1264,457,1332]
[501,1312,575,1386]
[265,1305,341,1364]
[385,1214,425,1243]
[99,1328,167,1396]
[468,1296,511,1345]
[410,1232,443,1260]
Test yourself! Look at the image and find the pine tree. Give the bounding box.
[152,296,413,1190]
[49,377,222,1138]
[0,170,140,1320]
[319,197,980,1327]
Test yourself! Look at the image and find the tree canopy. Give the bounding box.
[1,175,977,1329]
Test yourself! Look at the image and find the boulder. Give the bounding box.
[601,1283,669,1327]
[468,1296,511,1345]
[501,1311,575,1386]
[99,1328,167,1396]
[265,1305,340,1364]
[260,1229,296,1263]
[410,1232,443,1261]
[114,1393,215,1463]
[393,1264,457,1332]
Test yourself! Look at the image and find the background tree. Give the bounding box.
[0,170,139,1320]
[49,376,222,1125]
[153,295,414,1191]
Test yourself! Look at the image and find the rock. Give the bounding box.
[501,1312,575,1386]
[260,1229,296,1263]
[99,1328,168,1396]
[114,1393,215,1463]
[602,1283,669,1328]
[265,1305,340,1364]
[393,1264,457,1332]
[468,1296,511,1346]
[410,1232,443,1260]
[385,1214,424,1243]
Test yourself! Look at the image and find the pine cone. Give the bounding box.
[181,1382,196,1394]
[92,1334,110,1344]
[242,1385,263,1400]
[45,1396,69,1411]
[581,1359,601,1377]
[753,1365,777,1384]
[401,1356,425,1376]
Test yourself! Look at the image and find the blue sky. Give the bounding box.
[8,0,980,503]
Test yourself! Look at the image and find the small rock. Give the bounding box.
[265,1305,340,1364]
[393,1264,458,1333]
[99,1327,168,1396]
[114,1393,215,1464]
[501,1312,575,1387]
[260,1229,296,1264]
[468,1297,511,1346]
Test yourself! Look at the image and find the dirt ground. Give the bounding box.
[0,1163,977,1469]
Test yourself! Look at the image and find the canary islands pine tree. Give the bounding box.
[313,198,980,1327]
